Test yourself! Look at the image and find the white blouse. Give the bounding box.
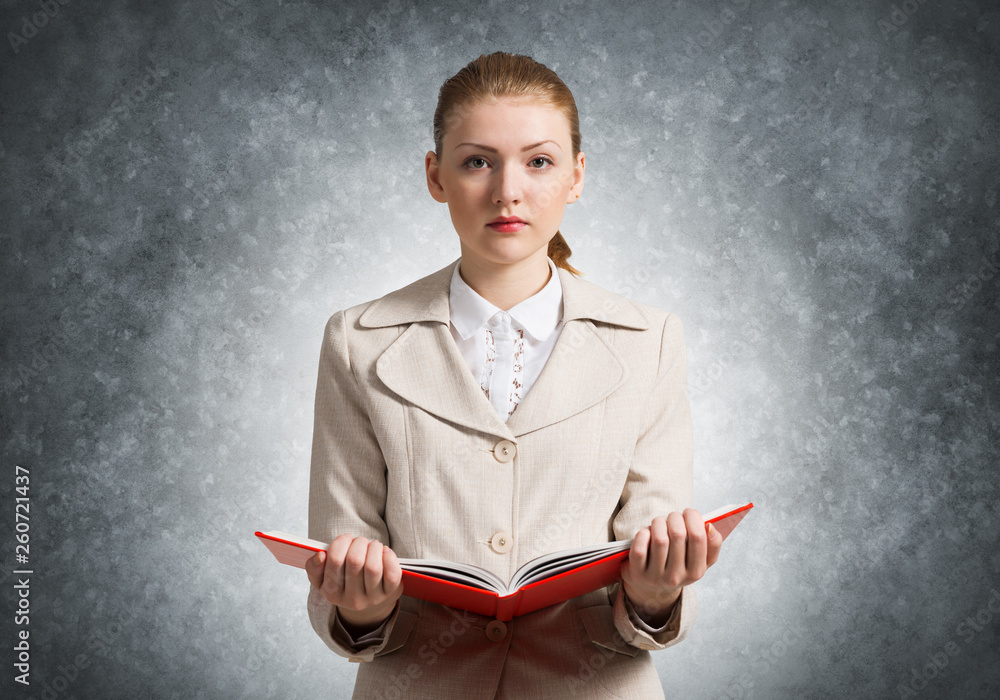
[448,255,565,422]
[331,256,671,647]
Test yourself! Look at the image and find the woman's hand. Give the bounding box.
[620,508,723,626]
[305,534,404,632]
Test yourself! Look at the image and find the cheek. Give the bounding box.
[537,171,569,201]
[535,181,568,214]
[453,178,486,202]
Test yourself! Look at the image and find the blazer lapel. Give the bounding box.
[378,321,518,441]
[360,257,652,442]
[504,319,623,437]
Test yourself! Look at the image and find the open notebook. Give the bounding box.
[257,502,752,621]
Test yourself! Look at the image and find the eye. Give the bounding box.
[465,157,489,170]
[530,157,554,169]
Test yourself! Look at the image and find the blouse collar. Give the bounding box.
[449,256,563,343]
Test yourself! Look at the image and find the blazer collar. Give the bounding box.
[359,257,652,441]
[359,257,651,330]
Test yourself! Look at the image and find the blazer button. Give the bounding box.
[485,619,508,641]
[490,531,513,553]
[493,440,516,463]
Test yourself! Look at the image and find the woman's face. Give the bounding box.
[425,97,585,270]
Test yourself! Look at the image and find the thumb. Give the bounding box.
[706,522,721,541]
[308,550,326,568]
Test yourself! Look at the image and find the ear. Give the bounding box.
[425,150,447,203]
[566,150,585,203]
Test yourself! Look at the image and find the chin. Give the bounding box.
[483,254,551,272]
[460,233,550,262]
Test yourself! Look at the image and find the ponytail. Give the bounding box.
[548,231,582,276]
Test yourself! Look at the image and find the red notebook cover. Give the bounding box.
[257,501,752,621]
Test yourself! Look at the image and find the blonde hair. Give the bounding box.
[433,51,583,276]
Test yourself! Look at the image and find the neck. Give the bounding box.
[457,249,553,311]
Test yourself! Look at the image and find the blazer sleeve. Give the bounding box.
[607,311,698,651]
[306,309,417,662]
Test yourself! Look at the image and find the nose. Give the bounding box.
[492,162,523,206]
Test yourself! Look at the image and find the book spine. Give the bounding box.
[495,592,519,622]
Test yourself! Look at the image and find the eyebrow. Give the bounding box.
[455,140,562,153]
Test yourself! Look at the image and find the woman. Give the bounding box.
[304,51,723,699]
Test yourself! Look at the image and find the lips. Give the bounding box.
[488,216,526,233]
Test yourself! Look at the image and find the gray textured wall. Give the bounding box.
[2,0,998,698]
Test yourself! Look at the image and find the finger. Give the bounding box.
[324,535,354,599]
[628,527,650,575]
[647,516,670,577]
[341,536,370,607]
[382,546,402,594]
[363,540,385,598]
[706,521,723,568]
[306,550,327,589]
[683,508,708,581]
[663,511,688,588]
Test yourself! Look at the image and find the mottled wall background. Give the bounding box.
[1,0,998,698]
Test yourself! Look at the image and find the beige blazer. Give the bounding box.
[307,256,697,699]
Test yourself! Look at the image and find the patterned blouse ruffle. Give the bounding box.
[479,327,525,419]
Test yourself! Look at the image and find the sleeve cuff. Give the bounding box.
[623,589,675,634]
[307,587,411,662]
[610,580,698,651]
[331,606,392,648]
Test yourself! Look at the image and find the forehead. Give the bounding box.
[445,97,570,145]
